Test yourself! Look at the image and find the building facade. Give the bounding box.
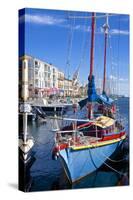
[19,55,74,99]
[64,78,73,97]
[58,71,65,96]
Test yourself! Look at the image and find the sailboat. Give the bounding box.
[52,13,126,183]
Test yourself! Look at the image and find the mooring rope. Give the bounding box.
[99,150,127,163]
[90,143,127,176]
[99,158,127,176]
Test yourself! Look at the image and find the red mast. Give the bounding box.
[89,12,96,80]
[87,12,96,119]
[103,14,109,94]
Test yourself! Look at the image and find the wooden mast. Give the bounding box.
[103,14,109,94]
[88,12,96,119]
[89,12,95,80]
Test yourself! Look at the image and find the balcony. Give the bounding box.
[58,77,64,81]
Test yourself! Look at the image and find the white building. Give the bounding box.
[19,55,59,98]
[19,55,79,99]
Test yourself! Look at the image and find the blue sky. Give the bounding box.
[19,8,129,96]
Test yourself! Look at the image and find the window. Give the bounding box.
[44,72,47,77]
[35,71,38,75]
[53,68,55,73]
[35,60,39,68]
[28,59,33,68]
[48,66,50,72]
[53,76,56,81]
[45,81,48,87]
[48,82,50,87]
[48,73,50,78]
[35,79,39,87]
[44,64,47,71]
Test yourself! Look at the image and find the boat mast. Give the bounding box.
[87,12,96,119]
[89,12,95,80]
[68,12,97,118]
[103,14,109,95]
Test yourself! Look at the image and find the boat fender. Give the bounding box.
[52,151,59,160]
[52,147,59,160]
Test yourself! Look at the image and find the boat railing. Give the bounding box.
[56,130,78,134]
[56,132,101,147]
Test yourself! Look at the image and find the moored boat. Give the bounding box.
[52,12,126,183]
[52,115,126,182]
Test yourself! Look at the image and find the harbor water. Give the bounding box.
[26,97,129,191]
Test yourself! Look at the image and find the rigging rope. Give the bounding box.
[66,12,76,79]
[117,15,121,95]
[78,13,89,69]
[108,33,114,95]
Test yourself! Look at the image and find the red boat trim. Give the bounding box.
[77,122,93,129]
[100,131,125,141]
[53,131,126,152]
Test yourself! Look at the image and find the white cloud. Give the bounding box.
[19,13,91,32]
[109,75,128,82]
[112,61,118,66]
[119,78,128,81]
[20,14,66,25]
[110,29,129,35]
[109,75,117,80]
[73,24,90,32]
[97,27,129,36]
[19,14,129,37]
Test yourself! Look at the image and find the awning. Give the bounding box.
[95,115,115,128]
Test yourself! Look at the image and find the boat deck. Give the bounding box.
[56,134,100,148]
[55,128,126,150]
